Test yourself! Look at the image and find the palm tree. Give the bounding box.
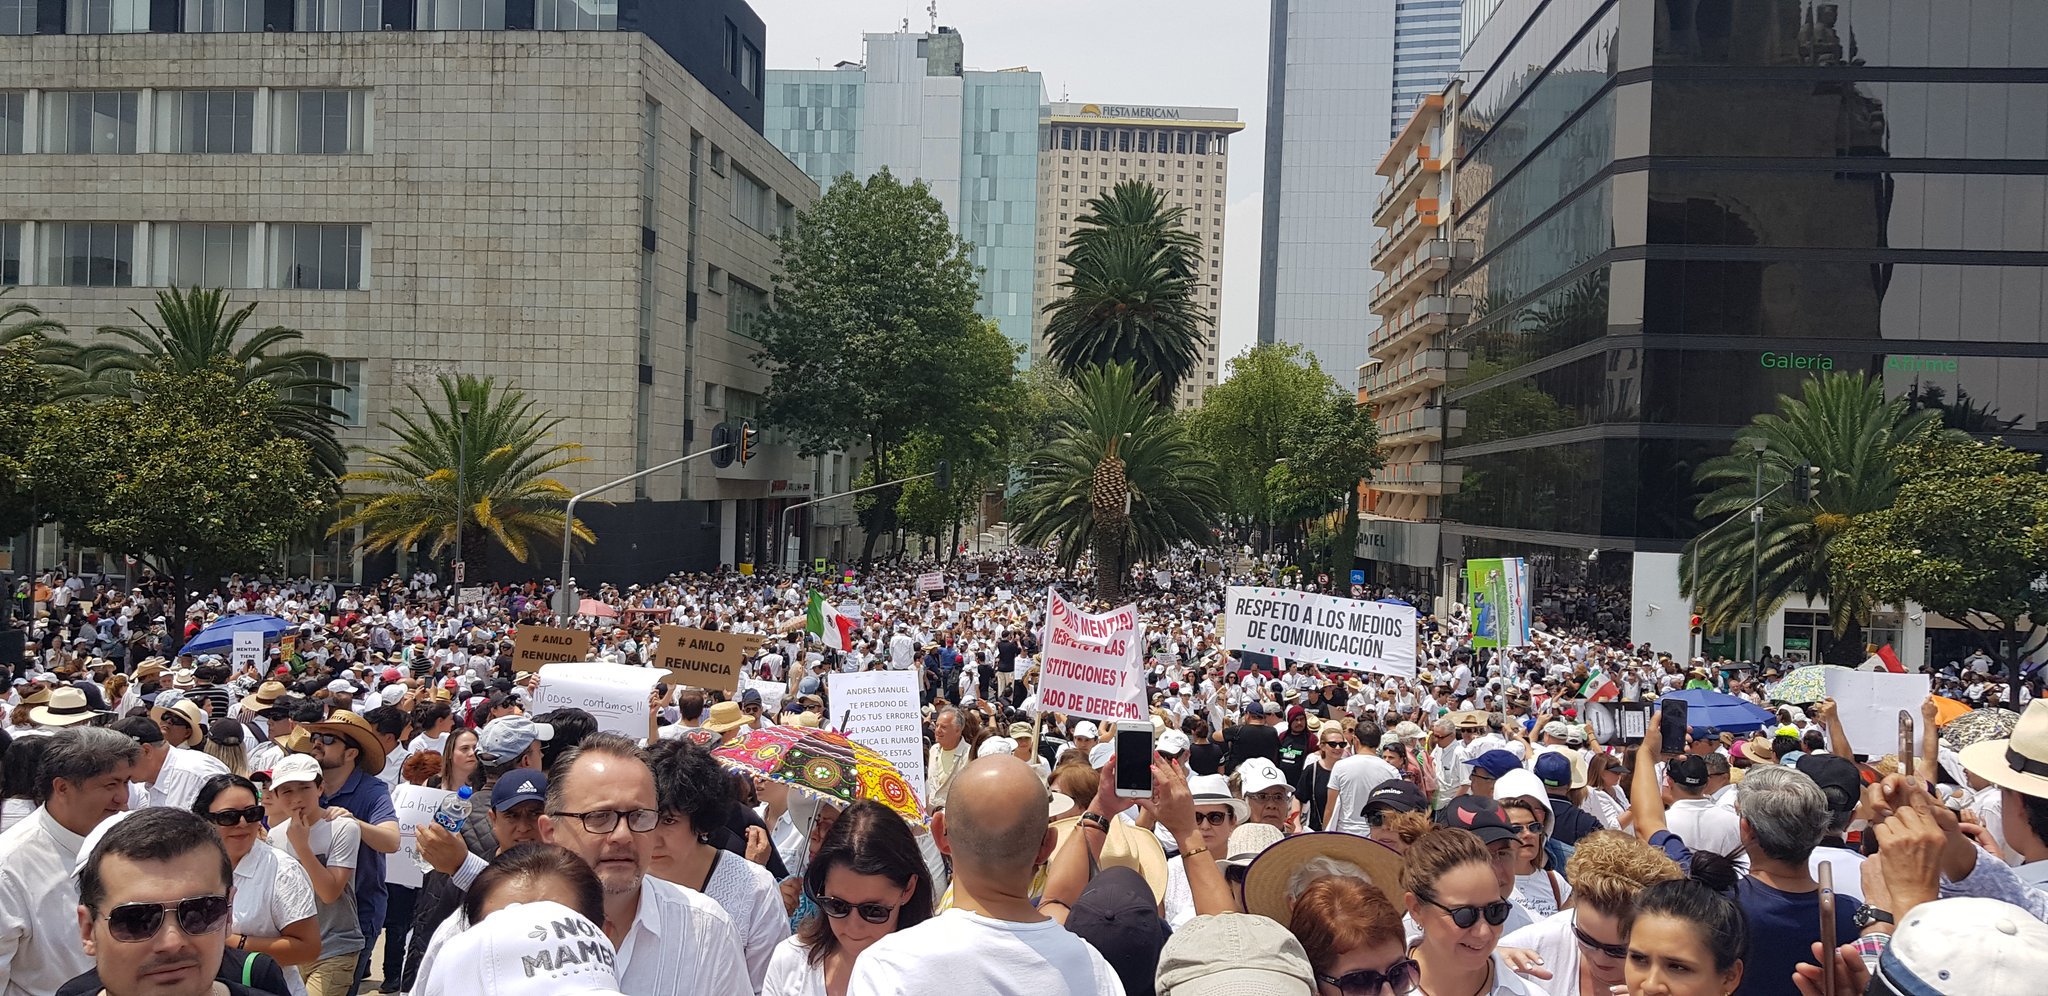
[331,374,593,567]
[1680,372,1949,663]
[1042,182,1209,406]
[59,287,347,478]
[0,287,65,347]
[1010,363,1223,603]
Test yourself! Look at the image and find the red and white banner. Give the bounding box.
[1037,590,1146,724]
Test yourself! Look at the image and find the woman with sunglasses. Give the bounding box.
[1293,875,1419,996]
[193,773,322,996]
[1500,832,1683,996]
[1499,799,1571,919]
[762,800,933,996]
[1295,725,1349,832]
[1402,827,1551,996]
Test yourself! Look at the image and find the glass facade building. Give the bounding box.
[1442,0,2048,651]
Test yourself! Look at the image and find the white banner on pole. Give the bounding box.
[531,661,660,739]
[389,783,455,889]
[1037,590,1146,724]
[1823,669,1931,758]
[1224,585,1418,678]
[231,631,263,671]
[828,670,925,803]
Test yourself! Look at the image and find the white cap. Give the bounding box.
[1235,758,1288,796]
[976,736,1018,760]
[326,679,354,695]
[1073,721,1100,740]
[418,901,620,996]
[1088,742,1115,770]
[1874,897,2048,994]
[1157,729,1192,756]
[271,754,323,789]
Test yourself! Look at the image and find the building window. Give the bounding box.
[67,0,147,32]
[42,91,140,154]
[271,90,367,154]
[272,223,364,290]
[295,0,378,30]
[636,250,654,366]
[0,92,22,153]
[640,98,661,230]
[728,278,768,338]
[1195,133,1209,155]
[1077,129,1092,151]
[730,168,773,236]
[299,357,364,426]
[42,223,135,287]
[723,19,739,73]
[0,0,32,35]
[536,0,613,29]
[155,90,257,154]
[414,0,502,29]
[740,40,761,95]
[159,223,252,288]
[1116,130,1130,152]
[183,0,261,31]
[634,381,652,493]
[1,223,19,285]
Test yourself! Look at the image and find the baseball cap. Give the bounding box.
[418,901,619,996]
[1668,755,1709,789]
[737,688,762,706]
[1541,720,1573,740]
[1157,729,1192,757]
[1533,751,1573,789]
[325,679,355,695]
[1088,742,1115,770]
[1870,897,2048,995]
[1363,780,1427,815]
[489,768,548,812]
[381,668,402,683]
[475,715,554,766]
[1243,702,1265,718]
[1795,753,1862,819]
[1465,749,1522,779]
[1155,913,1314,996]
[1236,758,1289,796]
[1073,721,1100,740]
[1064,866,1171,996]
[1434,795,1518,845]
[271,754,324,789]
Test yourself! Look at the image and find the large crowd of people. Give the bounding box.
[0,550,2043,996]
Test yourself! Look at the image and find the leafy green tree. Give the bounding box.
[30,362,331,633]
[1834,437,2048,660]
[1267,394,1384,574]
[1042,182,1208,405]
[1189,344,1339,544]
[331,374,591,568]
[58,287,348,479]
[1010,363,1224,603]
[1679,372,1948,662]
[751,169,1015,565]
[0,338,54,549]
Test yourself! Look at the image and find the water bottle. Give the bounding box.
[412,786,473,873]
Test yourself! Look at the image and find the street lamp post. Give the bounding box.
[1267,457,1288,564]
[1749,439,1766,662]
[453,400,470,586]
[553,442,733,617]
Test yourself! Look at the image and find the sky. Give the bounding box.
[748,0,1273,370]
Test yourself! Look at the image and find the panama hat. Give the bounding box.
[240,680,289,716]
[148,699,208,747]
[1242,831,1405,930]
[703,700,752,737]
[1050,812,1169,904]
[305,710,388,773]
[1960,699,2048,801]
[30,686,106,728]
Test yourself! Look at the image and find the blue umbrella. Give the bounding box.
[1663,688,1776,733]
[1377,597,1414,608]
[182,614,293,655]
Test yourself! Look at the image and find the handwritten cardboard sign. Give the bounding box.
[653,625,742,694]
[513,624,591,672]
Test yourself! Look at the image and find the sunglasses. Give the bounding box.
[815,894,898,924]
[1318,957,1421,995]
[204,805,268,828]
[1193,811,1235,827]
[1573,922,1630,960]
[309,733,344,747]
[1421,895,1513,929]
[1504,822,1544,836]
[97,895,232,943]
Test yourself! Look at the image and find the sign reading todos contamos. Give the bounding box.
[1224,585,1418,679]
[1036,590,1146,724]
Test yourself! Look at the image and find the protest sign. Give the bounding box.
[917,572,944,592]
[829,670,924,803]
[531,661,659,739]
[512,624,591,672]
[739,676,784,718]
[1037,590,1146,724]
[1823,668,1932,757]
[389,783,455,890]
[231,631,263,671]
[1224,585,1418,678]
[459,586,488,606]
[652,625,742,694]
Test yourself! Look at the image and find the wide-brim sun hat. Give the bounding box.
[304,710,388,773]
[1241,831,1404,930]
[148,699,208,747]
[29,686,105,727]
[1959,700,2048,800]
[1050,812,1169,904]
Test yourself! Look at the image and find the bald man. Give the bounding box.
[849,756,1124,995]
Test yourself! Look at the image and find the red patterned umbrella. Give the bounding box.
[713,726,925,825]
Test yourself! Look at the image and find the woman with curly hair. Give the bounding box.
[1501,831,1684,995]
[646,738,789,991]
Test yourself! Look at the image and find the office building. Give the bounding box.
[1441,0,2048,667]
[0,2,834,583]
[764,29,1043,355]
[1257,0,1462,391]
[1036,101,1242,409]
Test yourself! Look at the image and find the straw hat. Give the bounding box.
[703,701,752,736]
[1050,813,1168,903]
[240,680,289,715]
[133,659,166,685]
[1242,832,1405,930]
[148,699,208,748]
[1961,700,2048,801]
[30,686,105,728]
[304,710,388,773]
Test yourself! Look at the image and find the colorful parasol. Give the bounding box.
[1940,707,2020,752]
[1928,695,1973,727]
[1763,664,1851,704]
[713,725,926,825]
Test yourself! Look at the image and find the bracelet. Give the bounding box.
[1078,811,1112,835]
[1181,845,1210,860]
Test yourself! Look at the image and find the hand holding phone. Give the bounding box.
[1659,698,1689,755]
[1114,727,1155,799]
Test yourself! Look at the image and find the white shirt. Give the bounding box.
[231,841,318,996]
[1808,846,1868,902]
[131,746,232,812]
[0,808,95,996]
[1325,754,1399,834]
[1502,909,1586,993]
[1665,797,1743,857]
[698,849,791,993]
[849,907,1125,996]
[761,937,827,996]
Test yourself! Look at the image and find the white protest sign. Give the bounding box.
[231,631,263,671]
[388,783,455,890]
[1037,590,1146,724]
[1224,585,1418,678]
[531,661,660,739]
[917,572,944,592]
[828,670,925,803]
[1822,668,1931,757]
[739,675,784,719]
[459,586,488,606]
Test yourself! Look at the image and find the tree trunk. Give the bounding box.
[1092,530,1125,606]
[1824,616,1866,666]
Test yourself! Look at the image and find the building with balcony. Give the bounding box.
[1440,0,2048,667]
[0,2,838,584]
[1358,87,1469,590]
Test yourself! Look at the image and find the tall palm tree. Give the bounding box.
[1680,372,1949,662]
[1010,363,1223,603]
[59,287,347,478]
[0,287,64,347]
[331,374,593,567]
[1042,182,1209,406]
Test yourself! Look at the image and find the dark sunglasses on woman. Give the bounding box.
[1318,956,1421,995]
[1573,921,1630,959]
[814,894,899,924]
[1421,895,1513,928]
[97,895,232,943]
[203,805,268,828]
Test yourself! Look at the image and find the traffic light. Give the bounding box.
[1690,614,1704,635]
[737,419,760,465]
[709,422,735,468]
[1792,463,1817,503]
[935,459,951,491]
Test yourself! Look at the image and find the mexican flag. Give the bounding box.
[806,591,857,651]
[1579,670,1619,702]
[1859,644,1904,674]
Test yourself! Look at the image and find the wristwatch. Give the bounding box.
[1851,905,1893,931]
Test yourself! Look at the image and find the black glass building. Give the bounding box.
[1439,0,2048,652]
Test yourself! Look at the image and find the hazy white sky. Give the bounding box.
[749,0,1272,367]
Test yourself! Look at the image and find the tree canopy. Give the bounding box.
[1041,181,1209,406]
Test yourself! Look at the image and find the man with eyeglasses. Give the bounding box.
[0,727,139,996]
[70,807,270,996]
